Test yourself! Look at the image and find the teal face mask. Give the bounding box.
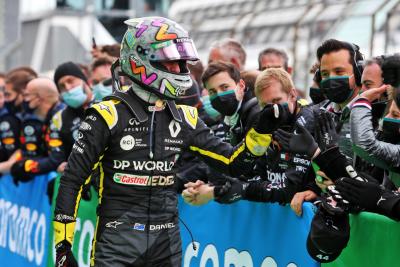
[201,95,221,119]
[62,85,87,108]
[93,83,112,101]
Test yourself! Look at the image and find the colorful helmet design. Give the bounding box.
[120,17,199,99]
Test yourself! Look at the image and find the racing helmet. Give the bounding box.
[119,17,199,99]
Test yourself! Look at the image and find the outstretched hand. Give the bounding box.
[315,110,339,151]
[290,190,318,216]
[333,177,382,211]
[214,178,248,204]
[274,123,319,158]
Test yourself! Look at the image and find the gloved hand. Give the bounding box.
[382,54,400,87]
[333,177,383,211]
[334,177,400,220]
[315,110,339,151]
[318,193,347,216]
[313,146,359,182]
[214,178,248,204]
[54,215,77,267]
[255,103,290,134]
[274,123,319,158]
[11,159,37,185]
[55,240,78,267]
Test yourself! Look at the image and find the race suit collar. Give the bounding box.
[105,87,182,123]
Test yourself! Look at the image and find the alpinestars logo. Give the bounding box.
[105,221,124,228]
[98,103,112,115]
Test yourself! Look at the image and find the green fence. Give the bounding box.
[324,211,400,267]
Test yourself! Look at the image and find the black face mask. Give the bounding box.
[382,118,400,144]
[22,100,35,114]
[4,98,19,114]
[371,100,387,120]
[309,87,326,104]
[210,90,239,116]
[320,76,354,104]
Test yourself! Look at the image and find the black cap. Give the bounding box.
[54,62,88,88]
[306,206,350,263]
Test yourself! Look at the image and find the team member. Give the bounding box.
[51,61,94,173]
[91,57,113,102]
[315,39,364,157]
[10,78,64,183]
[0,68,37,170]
[202,61,259,144]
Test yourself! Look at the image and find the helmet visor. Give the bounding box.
[150,38,199,62]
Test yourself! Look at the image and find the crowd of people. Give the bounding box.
[1,16,400,266]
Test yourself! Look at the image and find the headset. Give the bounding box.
[315,42,364,86]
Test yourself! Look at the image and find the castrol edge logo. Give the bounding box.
[113,173,174,186]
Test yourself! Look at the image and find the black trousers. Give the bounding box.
[91,213,182,267]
